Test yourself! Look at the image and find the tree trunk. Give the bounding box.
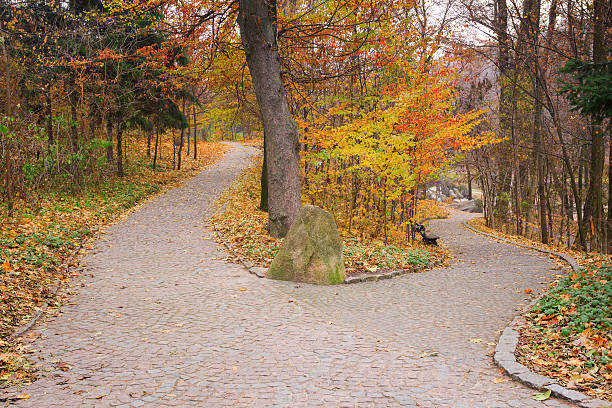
[153,127,159,170]
[193,107,197,160]
[584,0,607,251]
[466,162,472,200]
[106,121,113,162]
[172,131,176,170]
[46,89,53,151]
[178,129,184,170]
[70,96,79,153]
[521,0,548,243]
[260,131,268,212]
[178,101,185,170]
[607,123,612,253]
[187,104,191,157]
[116,123,124,177]
[238,0,301,237]
[1,37,11,117]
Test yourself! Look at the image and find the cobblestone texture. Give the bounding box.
[3,143,576,407]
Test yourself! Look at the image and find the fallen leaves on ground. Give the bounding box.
[212,157,446,275]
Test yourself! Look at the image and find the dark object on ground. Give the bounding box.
[414,222,439,245]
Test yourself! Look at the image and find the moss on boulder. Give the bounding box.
[267,205,345,285]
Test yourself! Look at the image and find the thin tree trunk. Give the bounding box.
[193,107,197,160]
[46,89,53,152]
[238,0,301,237]
[584,0,606,251]
[607,123,612,253]
[153,127,159,170]
[70,97,79,153]
[116,123,124,177]
[260,131,268,212]
[106,121,113,162]
[147,132,151,157]
[178,130,184,171]
[1,37,11,117]
[187,104,191,157]
[466,163,473,200]
[178,100,185,170]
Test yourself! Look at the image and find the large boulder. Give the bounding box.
[267,205,345,285]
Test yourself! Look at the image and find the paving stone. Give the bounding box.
[1,143,578,407]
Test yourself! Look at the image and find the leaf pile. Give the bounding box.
[0,138,227,387]
[212,158,445,274]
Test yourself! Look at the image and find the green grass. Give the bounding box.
[533,263,611,334]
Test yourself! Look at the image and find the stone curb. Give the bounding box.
[212,223,443,284]
[212,223,268,279]
[343,258,443,284]
[10,278,60,340]
[463,221,610,408]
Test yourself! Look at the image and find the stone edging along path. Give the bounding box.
[463,221,611,408]
[9,238,86,340]
[212,223,443,284]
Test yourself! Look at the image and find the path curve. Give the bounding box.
[4,143,575,407]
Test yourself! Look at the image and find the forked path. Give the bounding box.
[5,143,574,407]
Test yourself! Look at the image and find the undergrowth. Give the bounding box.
[212,158,445,275]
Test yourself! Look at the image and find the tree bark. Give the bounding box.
[106,121,113,162]
[584,0,606,251]
[186,103,191,157]
[178,100,185,170]
[193,107,197,160]
[70,95,79,154]
[46,89,53,151]
[466,162,472,200]
[260,131,268,212]
[238,0,301,237]
[1,37,11,117]
[153,127,159,170]
[116,123,124,177]
[607,123,612,253]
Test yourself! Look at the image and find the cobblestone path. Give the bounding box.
[4,143,575,407]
